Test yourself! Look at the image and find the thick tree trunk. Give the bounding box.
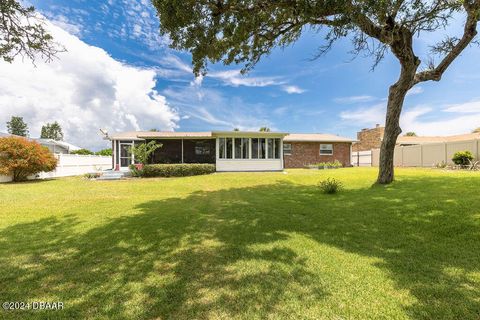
[377,41,419,184]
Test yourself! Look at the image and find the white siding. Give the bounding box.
[216,159,283,171]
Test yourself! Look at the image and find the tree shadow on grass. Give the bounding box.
[0,175,479,319]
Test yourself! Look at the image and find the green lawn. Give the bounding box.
[0,168,479,319]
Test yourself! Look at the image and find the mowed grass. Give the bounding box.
[0,168,479,319]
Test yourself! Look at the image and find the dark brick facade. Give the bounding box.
[283,142,352,168]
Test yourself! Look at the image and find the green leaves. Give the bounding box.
[131,141,162,165]
[0,0,63,64]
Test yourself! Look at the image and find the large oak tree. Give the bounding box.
[152,0,480,184]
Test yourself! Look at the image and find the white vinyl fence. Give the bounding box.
[372,139,480,167]
[351,151,372,167]
[1,154,112,182]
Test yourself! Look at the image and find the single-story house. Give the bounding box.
[109,131,354,171]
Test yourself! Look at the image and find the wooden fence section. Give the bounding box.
[372,139,480,167]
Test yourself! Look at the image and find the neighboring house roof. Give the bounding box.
[284,133,355,143]
[395,132,480,145]
[34,139,82,152]
[0,132,22,138]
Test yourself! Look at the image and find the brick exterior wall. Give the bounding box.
[352,126,385,151]
[283,142,352,168]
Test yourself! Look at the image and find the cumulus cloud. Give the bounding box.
[0,21,179,150]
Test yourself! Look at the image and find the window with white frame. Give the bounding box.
[266,138,281,159]
[283,143,292,155]
[234,138,249,159]
[251,138,266,159]
[219,137,281,159]
[319,144,333,155]
[219,138,233,159]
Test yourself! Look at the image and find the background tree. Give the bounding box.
[233,128,240,131]
[152,0,480,184]
[149,128,160,132]
[473,127,480,133]
[259,127,271,132]
[404,132,417,137]
[70,148,94,155]
[0,0,62,63]
[40,121,63,141]
[131,141,162,165]
[6,116,28,136]
[0,136,57,181]
[95,148,112,156]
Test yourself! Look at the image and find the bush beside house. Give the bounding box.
[0,136,57,182]
[140,164,216,177]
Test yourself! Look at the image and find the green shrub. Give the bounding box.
[95,148,112,156]
[452,151,474,165]
[129,164,143,177]
[141,164,216,177]
[71,148,94,155]
[314,160,343,169]
[319,178,343,194]
[84,172,101,179]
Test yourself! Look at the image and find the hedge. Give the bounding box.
[140,163,216,177]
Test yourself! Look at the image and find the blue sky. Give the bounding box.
[0,0,479,150]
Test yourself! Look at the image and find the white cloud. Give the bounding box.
[162,85,275,131]
[401,106,480,135]
[209,69,284,87]
[443,100,480,113]
[0,21,179,150]
[334,95,376,104]
[42,0,168,50]
[342,101,480,135]
[340,103,385,125]
[48,14,83,36]
[282,85,306,94]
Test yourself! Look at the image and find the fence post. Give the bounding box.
[444,142,448,164]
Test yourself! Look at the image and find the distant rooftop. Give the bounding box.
[284,133,355,142]
[109,131,290,140]
[395,132,480,145]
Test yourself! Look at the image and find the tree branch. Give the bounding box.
[413,1,480,84]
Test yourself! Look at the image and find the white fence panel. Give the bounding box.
[351,151,372,167]
[1,154,112,182]
[39,154,112,178]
